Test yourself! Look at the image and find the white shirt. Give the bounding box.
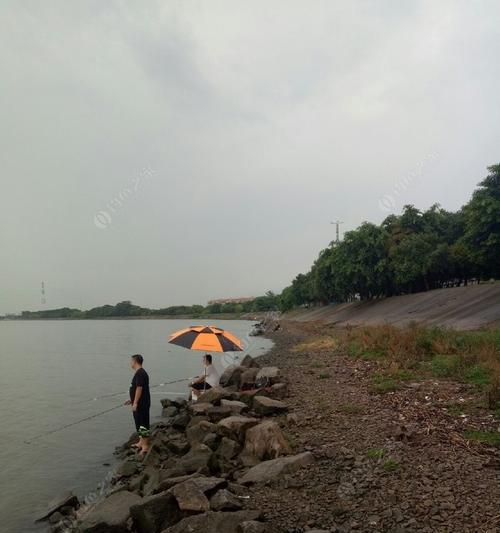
[204,364,220,388]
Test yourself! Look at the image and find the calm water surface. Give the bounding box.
[0,319,272,533]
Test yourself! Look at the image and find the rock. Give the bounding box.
[142,468,161,496]
[207,405,234,422]
[186,420,218,445]
[217,437,242,461]
[268,382,288,400]
[162,510,261,533]
[198,386,231,405]
[255,367,280,387]
[116,460,139,478]
[48,511,64,525]
[130,491,181,533]
[171,411,190,430]
[189,476,227,495]
[162,406,178,418]
[165,435,190,455]
[169,480,210,513]
[219,366,246,388]
[238,521,267,533]
[252,396,288,416]
[78,491,142,533]
[210,489,243,511]
[36,490,79,522]
[142,446,162,467]
[202,432,220,450]
[154,473,203,494]
[160,397,187,409]
[178,443,214,473]
[238,452,315,485]
[286,413,299,426]
[190,402,213,416]
[243,420,291,460]
[240,368,260,390]
[217,416,260,442]
[240,355,260,368]
[221,399,248,414]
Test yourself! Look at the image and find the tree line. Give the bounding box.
[278,164,500,311]
[18,292,279,319]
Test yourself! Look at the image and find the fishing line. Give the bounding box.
[24,404,124,444]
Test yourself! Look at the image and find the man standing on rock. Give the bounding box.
[124,354,151,454]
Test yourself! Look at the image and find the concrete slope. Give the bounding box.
[285,283,500,330]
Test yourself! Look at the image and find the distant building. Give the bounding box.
[207,297,255,305]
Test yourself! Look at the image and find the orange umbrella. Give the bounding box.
[169,325,243,353]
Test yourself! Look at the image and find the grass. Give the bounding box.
[463,430,500,447]
[382,459,401,472]
[366,447,387,459]
[318,372,331,379]
[337,324,500,408]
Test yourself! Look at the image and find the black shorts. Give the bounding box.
[191,381,212,391]
[133,406,150,432]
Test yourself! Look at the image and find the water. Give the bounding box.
[0,319,272,533]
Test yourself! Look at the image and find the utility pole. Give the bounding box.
[41,281,46,305]
[330,220,343,242]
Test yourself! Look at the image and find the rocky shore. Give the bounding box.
[37,320,500,533]
[38,352,310,533]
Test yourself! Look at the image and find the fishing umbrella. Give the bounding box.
[168,325,243,353]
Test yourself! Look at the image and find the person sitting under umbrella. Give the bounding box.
[189,353,219,399]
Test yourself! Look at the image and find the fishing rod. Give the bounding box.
[24,404,124,444]
[25,377,192,444]
[77,377,191,403]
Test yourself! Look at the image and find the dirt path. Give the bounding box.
[247,322,500,533]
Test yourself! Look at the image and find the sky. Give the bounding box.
[1,1,499,314]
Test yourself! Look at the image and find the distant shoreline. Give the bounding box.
[0,313,265,322]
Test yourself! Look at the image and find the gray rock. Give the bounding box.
[169,480,210,513]
[186,420,218,445]
[219,366,246,388]
[217,416,260,442]
[210,489,243,511]
[238,452,315,485]
[207,405,234,422]
[216,437,241,461]
[78,491,142,533]
[197,386,231,405]
[162,510,261,533]
[178,443,214,473]
[221,399,248,414]
[255,367,280,386]
[162,406,178,418]
[190,402,213,415]
[130,491,181,533]
[189,476,227,495]
[116,460,139,478]
[171,411,190,430]
[252,396,288,416]
[240,355,260,368]
[36,490,79,522]
[165,435,190,455]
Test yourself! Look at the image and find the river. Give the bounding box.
[0,318,272,533]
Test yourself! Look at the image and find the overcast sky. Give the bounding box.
[1,1,499,314]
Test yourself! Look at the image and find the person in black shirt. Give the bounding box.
[124,354,151,454]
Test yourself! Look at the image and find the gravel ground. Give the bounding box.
[244,321,500,533]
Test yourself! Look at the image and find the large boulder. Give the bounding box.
[238,452,315,485]
[78,491,142,533]
[221,399,248,414]
[216,437,241,461]
[190,402,213,416]
[207,405,234,423]
[197,386,231,405]
[219,366,246,388]
[238,521,267,533]
[36,490,79,522]
[168,480,210,513]
[186,421,217,445]
[217,416,259,442]
[188,476,227,495]
[252,396,288,416]
[209,489,243,511]
[243,420,291,460]
[178,443,214,473]
[161,510,261,533]
[255,367,280,387]
[239,368,260,390]
[130,491,181,533]
[240,355,260,368]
